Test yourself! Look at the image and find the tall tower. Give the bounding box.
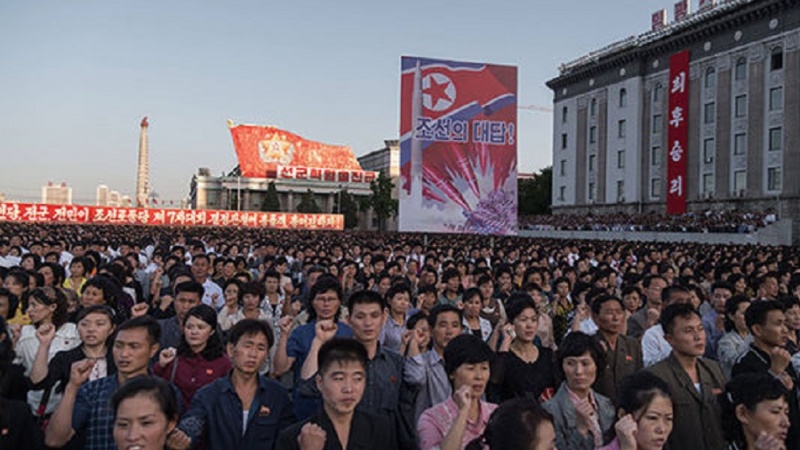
[136,117,150,208]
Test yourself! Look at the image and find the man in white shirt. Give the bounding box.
[642,285,694,367]
[191,253,224,310]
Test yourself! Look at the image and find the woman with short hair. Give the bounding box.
[544,331,615,450]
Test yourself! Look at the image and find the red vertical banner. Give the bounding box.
[667,50,690,215]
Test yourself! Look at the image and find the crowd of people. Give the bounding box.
[0,221,799,449]
[520,209,777,233]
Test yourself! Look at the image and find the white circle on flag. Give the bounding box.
[422,73,457,111]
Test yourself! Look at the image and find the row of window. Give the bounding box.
[562,47,785,127]
[561,87,782,150]
[556,169,779,202]
[559,126,783,177]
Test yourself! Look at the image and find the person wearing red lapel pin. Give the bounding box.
[646,303,726,450]
[276,338,398,450]
[168,319,293,450]
[591,294,642,406]
[153,304,230,411]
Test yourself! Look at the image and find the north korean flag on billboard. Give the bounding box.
[399,56,517,235]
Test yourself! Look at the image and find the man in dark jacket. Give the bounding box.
[647,303,726,450]
[732,300,800,450]
[277,338,397,450]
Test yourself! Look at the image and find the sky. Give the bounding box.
[0,0,673,204]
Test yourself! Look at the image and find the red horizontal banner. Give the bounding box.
[0,203,344,230]
[268,165,377,184]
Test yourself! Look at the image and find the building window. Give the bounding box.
[704,67,716,89]
[652,114,662,135]
[590,98,597,116]
[734,133,746,156]
[703,138,715,163]
[561,133,568,149]
[562,106,568,123]
[559,186,566,201]
[589,126,597,144]
[734,95,747,118]
[769,127,782,151]
[589,155,596,172]
[588,182,596,201]
[651,178,662,198]
[704,102,716,124]
[768,167,781,191]
[619,89,627,108]
[769,87,783,111]
[703,173,714,194]
[617,180,625,202]
[617,150,625,169]
[771,47,783,71]
[653,83,663,103]
[618,120,626,138]
[734,57,747,81]
[734,170,747,194]
[651,146,662,166]
[560,160,566,176]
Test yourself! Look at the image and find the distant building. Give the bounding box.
[41,182,72,205]
[109,190,122,207]
[121,196,133,207]
[357,140,399,230]
[189,166,374,222]
[358,140,399,177]
[96,185,109,206]
[547,0,796,236]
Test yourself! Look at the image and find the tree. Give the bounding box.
[332,189,360,229]
[261,181,281,212]
[518,166,552,216]
[296,189,321,213]
[365,171,398,230]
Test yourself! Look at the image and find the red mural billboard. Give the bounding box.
[0,203,344,230]
[228,122,365,179]
[667,50,690,215]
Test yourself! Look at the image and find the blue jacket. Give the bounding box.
[178,374,294,450]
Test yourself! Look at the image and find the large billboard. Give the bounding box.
[228,121,365,179]
[399,57,518,235]
[0,202,344,230]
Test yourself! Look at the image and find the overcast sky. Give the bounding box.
[0,0,676,204]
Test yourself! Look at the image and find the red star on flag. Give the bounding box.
[425,77,452,109]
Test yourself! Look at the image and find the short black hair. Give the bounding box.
[723,295,752,332]
[308,276,343,322]
[174,280,205,299]
[661,285,690,304]
[241,281,264,299]
[745,299,784,331]
[505,293,537,323]
[385,284,411,303]
[443,334,493,378]
[427,303,463,328]
[228,318,274,349]
[721,373,788,446]
[348,289,386,311]
[555,332,604,382]
[590,294,624,315]
[417,283,438,296]
[117,316,161,346]
[112,375,178,422]
[660,303,701,336]
[317,338,368,375]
